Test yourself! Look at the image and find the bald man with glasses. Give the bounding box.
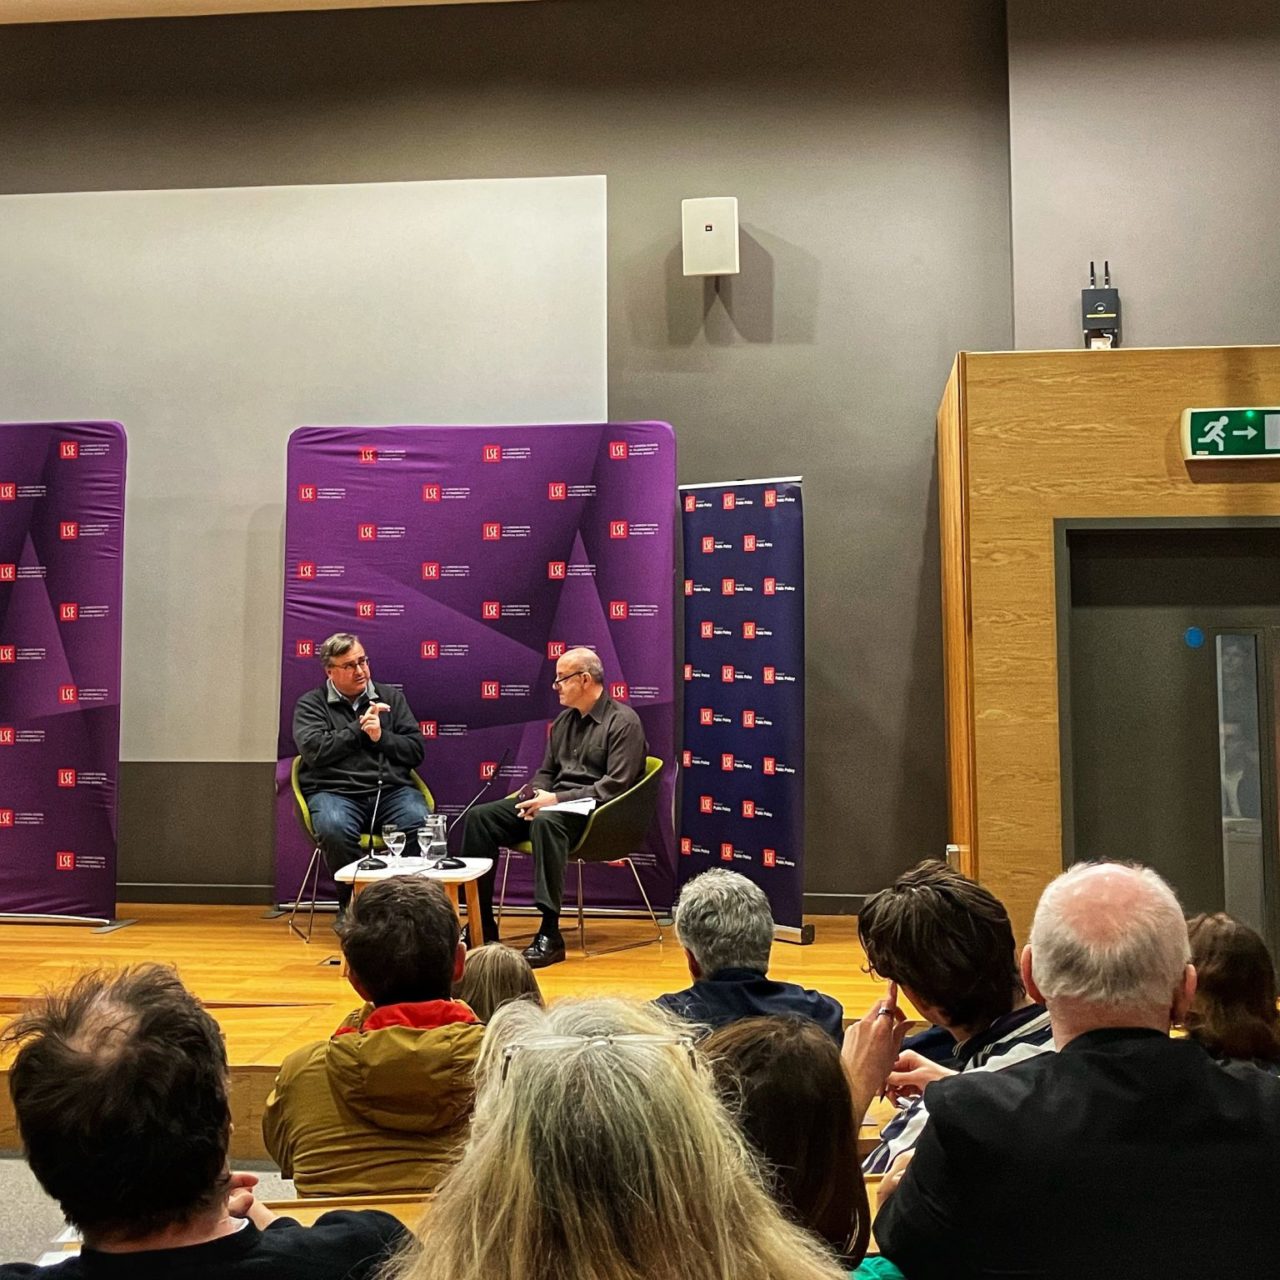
[293,632,429,911]
[462,647,647,967]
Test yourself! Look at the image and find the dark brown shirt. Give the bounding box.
[532,692,648,804]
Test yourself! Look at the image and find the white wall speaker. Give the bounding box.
[682,196,740,277]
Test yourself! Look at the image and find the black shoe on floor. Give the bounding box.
[522,931,567,969]
[463,921,501,949]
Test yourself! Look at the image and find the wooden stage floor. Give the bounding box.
[0,905,887,1159]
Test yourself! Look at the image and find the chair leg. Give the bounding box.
[577,859,587,955]
[288,845,323,943]
[579,858,665,958]
[498,848,511,928]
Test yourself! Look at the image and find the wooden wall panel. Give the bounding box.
[945,345,1280,934]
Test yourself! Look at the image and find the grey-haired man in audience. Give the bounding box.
[876,862,1280,1280]
[655,869,843,1041]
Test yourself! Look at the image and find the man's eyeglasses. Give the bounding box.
[499,1033,697,1084]
[330,656,371,673]
[551,670,587,689]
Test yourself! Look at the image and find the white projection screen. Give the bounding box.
[0,175,608,763]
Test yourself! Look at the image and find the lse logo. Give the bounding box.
[480,761,498,781]
[680,836,692,856]
[721,578,735,596]
[0,809,12,828]
[358,446,378,465]
[743,621,757,640]
[723,492,736,510]
[701,536,715,554]
[60,522,79,540]
[742,800,756,819]
[0,646,15,664]
[419,721,438,738]
[421,641,440,659]
[482,522,502,541]
[548,561,567,580]
[297,562,316,580]
[683,494,696,513]
[681,749,693,767]
[763,757,777,776]
[763,666,777,684]
[610,682,629,701]
[356,600,376,619]
[764,489,778,508]
[422,483,442,503]
[743,534,757,552]
[481,680,500,700]
[764,577,777,595]
[721,753,734,772]
[0,483,15,502]
[357,523,377,541]
[58,768,77,788]
[296,640,315,658]
[609,441,629,460]
[482,601,501,621]
[0,564,14,582]
[609,600,628,620]
[421,561,441,581]
[721,664,735,683]
[763,848,777,868]
[60,441,79,460]
[59,603,78,622]
[547,641,566,660]
[609,520,629,539]
[0,727,14,746]
[743,709,757,728]
[683,663,693,682]
[699,795,714,814]
[59,685,78,704]
[720,843,734,862]
[55,852,76,871]
[684,579,694,596]
[548,482,567,501]
[699,707,714,726]
[298,483,317,502]
[482,444,502,463]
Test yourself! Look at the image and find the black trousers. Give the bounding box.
[461,797,588,926]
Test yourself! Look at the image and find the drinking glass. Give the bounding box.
[381,825,407,858]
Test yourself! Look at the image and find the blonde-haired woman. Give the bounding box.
[381,997,850,1280]
[452,943,544,1024]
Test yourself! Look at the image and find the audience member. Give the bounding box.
[705,1016,870,1266]
[1185,911,1280,1074]
[452,942,544,1024]
[847,859,1052,1173]
[379,996,850,1280]
[655,870,842,1040]
[876,862,1280,1279]
[0,964,404,1278]
[263,876,484,1195]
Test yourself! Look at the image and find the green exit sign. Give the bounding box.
[1182,407,1280,460]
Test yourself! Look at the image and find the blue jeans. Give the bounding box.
[308,786,431,904]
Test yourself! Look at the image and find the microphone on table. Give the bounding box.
[431,746,512,870]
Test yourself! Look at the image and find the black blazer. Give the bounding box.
[876,1026,1280,1280]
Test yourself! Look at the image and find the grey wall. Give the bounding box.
[1008,0,1280,350]
[0,0,1013,906]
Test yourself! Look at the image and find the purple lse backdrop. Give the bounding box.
[0,422,126,921]
[275,423,676,912]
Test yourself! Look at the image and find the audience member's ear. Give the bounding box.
[683,947,702,981]
[452,942,467,985]
[1020,945,1046,1005]
[1171,962,1197,1025]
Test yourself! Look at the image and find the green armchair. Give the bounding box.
[497,755,665,956]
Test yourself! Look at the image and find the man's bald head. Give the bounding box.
[1028,863,1191,1026]
[562,647,604,685]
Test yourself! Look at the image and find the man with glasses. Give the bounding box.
[293,632,429,909]
[461,647,647,967]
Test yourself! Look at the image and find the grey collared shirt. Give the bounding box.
[531,692,648,804]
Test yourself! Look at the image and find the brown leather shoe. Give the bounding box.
[522,931,567,968]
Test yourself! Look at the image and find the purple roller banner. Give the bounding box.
[0,422,126,922]
[275,423,677,911]
[678,478,805,931]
